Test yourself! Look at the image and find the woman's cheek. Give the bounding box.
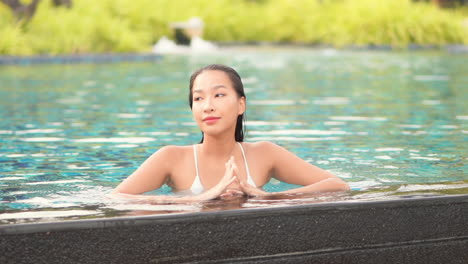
[192,106,202,123]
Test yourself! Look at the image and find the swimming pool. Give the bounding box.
[0,47,467,224]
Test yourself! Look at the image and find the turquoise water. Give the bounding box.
[0,48,467,223]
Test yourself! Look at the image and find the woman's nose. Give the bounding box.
[203,99,215,112]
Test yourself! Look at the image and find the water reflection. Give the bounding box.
[2,180,467,224]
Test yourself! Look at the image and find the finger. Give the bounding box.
[225,188,243,194]
[220,192,231,198]
[224,171,236,182]
[224,163,235,177]
[221,188,243,196]
[231,163,239,176]
[240,181,250,188]
[228,164,235,176]
[226,158,235,169]
[240,181,258,195]
[239,181,249,191]
[232,190,244,195]
[228,156,236,167]
[225,176,237,186]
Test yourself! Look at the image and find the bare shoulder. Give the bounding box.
[243,141,283,152]
[157,145,191,154]
[243,141,302,166]
[150,145,193,163]
[242,141,285,160]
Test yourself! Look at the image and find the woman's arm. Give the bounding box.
[113,146,175,195]
[112,173,236,203]
[112,150,237,203]
[241,141,349,196]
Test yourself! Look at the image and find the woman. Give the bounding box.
[113,64,349,202]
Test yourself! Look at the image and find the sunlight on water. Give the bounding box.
[0,48,467,223]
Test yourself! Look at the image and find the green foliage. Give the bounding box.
[0,24,33,55]
[0,0,466,55]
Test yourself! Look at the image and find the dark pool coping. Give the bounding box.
[1,194,467,263]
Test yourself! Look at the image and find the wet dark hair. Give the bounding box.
[189,64,246,143]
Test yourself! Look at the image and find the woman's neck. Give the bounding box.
[200,134,237,157]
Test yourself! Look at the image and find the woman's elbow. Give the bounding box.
[111,186,133,196]
[112,184,125,194]
[110,188,126,198]
[111,189,122,195]
[328,177,350,192]
[109,189,139,200]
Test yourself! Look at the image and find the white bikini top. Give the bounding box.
[191,142,256,194]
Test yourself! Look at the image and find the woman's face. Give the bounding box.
[191,70,245,138]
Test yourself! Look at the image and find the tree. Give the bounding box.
[0,0,73,22]
[0,0,42,21]
[52,0,71,8]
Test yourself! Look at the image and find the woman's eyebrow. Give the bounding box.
[193,85,227,93]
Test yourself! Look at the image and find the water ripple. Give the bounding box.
[73,137,155,143]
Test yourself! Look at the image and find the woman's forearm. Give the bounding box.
[111,157,239,203]
[110,192,209,204]
[273,177,350,195]
[111,182,232,203]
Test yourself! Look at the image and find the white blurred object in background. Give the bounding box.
[152,17,217,54]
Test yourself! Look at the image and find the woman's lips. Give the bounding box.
[203,117,221,124]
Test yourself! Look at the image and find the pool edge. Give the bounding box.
[1,194,467,263]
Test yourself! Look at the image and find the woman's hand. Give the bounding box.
[219,188,244,199]
[239,181,268,197]
[194,156,238,201]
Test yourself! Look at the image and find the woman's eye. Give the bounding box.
[215,93,225,98]
[194,97,202,101]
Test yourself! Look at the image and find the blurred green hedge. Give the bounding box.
[0,0,467,55]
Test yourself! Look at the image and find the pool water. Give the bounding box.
[0,47,467,224]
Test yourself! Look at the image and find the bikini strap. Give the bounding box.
[193,144,200,178]
[237,142,256,186]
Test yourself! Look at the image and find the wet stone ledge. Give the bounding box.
[0,195,467,264]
